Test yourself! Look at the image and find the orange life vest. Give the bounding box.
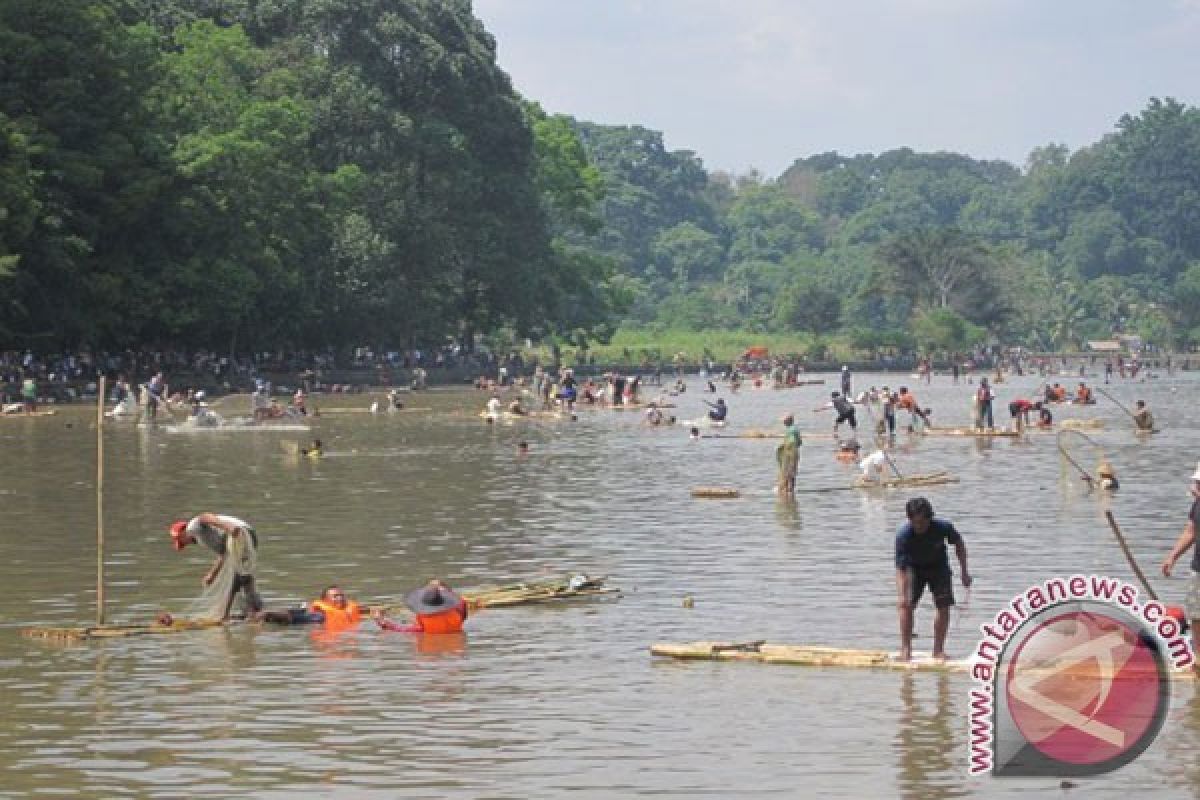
[416,603,467,634]
[310,599,362,631]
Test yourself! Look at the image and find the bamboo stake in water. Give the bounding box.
[97,375,106,626]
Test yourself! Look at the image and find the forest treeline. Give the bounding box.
[3,1,1200,356]
[581,101,1200,354]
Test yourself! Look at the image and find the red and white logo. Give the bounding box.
[969,589,1179,777]
[1004,608,1166,772]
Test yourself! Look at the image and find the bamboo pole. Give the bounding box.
[97,375,106,626]
[1104,511,1160,602]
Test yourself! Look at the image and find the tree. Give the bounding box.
[911,308,983,352]
[651,222,722,289]
[874,228,1003,320]
[773,276,841,334]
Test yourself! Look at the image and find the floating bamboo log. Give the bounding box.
[691,487,741,498]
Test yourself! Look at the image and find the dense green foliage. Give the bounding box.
[3,1,1199,356]
[580,100,1200,352]
[0,0,618,351]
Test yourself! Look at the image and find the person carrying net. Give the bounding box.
[169,513,263,621]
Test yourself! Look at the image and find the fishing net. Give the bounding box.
[1056,429,1109,484]
[184,527,258,621]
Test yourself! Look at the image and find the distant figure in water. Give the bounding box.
[1087,460,1119,491]
[300,439,323,458]
[517,441,529,457]
[1133,400,1155,432]
[689,427,700,440]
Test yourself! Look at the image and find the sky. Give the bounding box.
[472,0,1200,178]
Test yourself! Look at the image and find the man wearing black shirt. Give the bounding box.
[1161,463,1200,660]
[895,497,972,662]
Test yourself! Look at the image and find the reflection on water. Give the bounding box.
[894,672,965,800]
[1,375,1198,797]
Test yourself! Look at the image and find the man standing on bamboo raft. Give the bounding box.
[776,414,801,495]
[1160,462,1200,660]
[895,498,971,662]
[169,513,263,621]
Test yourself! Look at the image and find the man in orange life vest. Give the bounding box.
[260,585,364,631]
[372,579,468,634]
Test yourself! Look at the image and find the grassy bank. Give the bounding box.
[573,329,828,365]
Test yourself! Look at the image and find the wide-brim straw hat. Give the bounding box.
[405,585,463,614]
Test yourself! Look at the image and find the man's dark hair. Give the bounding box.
[905,497,934,520]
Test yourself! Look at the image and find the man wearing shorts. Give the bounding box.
[1160,461,1200,662]
[895,497,971,662]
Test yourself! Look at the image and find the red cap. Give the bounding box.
[1166,605,1187,623]
[169,520,191,550]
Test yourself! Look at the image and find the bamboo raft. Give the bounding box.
[702,430,840,440]
[691,487,741,498]
[22,619,227,642]
[855,471,957,489]
[770,380,826,389]
[462,575,617,609]
[22,576,618,642]
[651,641,967,672]
[480,410,574,421]
[316,407,432,414]
[651,640,1196,681]
[1060,418,1105,430]
[920,428,1020,438]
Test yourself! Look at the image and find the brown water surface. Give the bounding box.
[0,374,1196,797]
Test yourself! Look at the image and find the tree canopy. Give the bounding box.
[3,2,1199,356]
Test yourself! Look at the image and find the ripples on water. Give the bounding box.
[1,374,1198,797]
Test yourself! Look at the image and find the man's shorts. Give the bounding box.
[907,566,955,609]
[835,410,857,428]
[1186,571,1200,620]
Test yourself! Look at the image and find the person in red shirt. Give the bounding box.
[1007,398,1042,432]
[896,387,931,432]
[372,580,468,634]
